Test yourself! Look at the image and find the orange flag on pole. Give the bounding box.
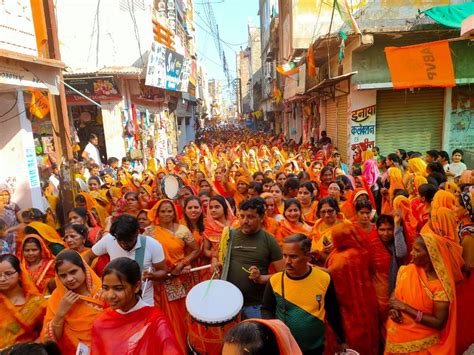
[29,90,50,119]
[385,40,455,89]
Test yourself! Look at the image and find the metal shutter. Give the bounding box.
[376,88,444,156]
[336,95,348,162]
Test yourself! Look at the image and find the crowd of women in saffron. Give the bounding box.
[0,125,472,354]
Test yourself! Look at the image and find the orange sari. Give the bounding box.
[18,234,55,294]
[27,221,66,256]
[301,201,318,226]
[326,223,380,355]
[233,176,250,207]
[263,215,280,240]
[385,233,463,354]
[382,167,405,214]
[203,201,236,253]
[41,255,105,355]
[151,200,195,354]
[277,219,312,246]
[393,195,418,255]
[0,265,47,349]
[79,192,109,228]
[309,214,346,254]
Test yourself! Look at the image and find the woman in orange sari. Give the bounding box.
[204,195,236,258]
[393,195,419,255]
[277,199,311,246]
[233,176,250,207]
[148,199,200,353]
[18,234,55,294]
[75,192,109,228]
[381,167,405,214]
[385,232,463,355]
[0,254,47,349]
[270,183,285,215]
[296,182,318,226]
[23,221,66,256]
[309,197,346,265]
[325,223,380,355]
[41,250,105,355]
[260,193,280,238]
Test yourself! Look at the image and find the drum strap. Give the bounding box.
[281,271,287,325]
[134,235,147,272]
[221,228,235,281]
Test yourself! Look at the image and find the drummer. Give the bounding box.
[211,197,284,319]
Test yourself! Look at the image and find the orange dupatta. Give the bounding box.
[432,190,457,211]
[382,167,405,214]
[79,192,109,228]
[393,195,418,255]
[233,176,250,207]
[243,319,302,355]
[385,232,463,354]
[27,221,66,248]
[0,264,47,349]
[423,206,459,242]
[277,219,312,246]
[41,252,105,355]
[301,201,318,226]
[309,214,346,254]
[18,234,55,294]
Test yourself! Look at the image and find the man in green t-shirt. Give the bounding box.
[211,197,284,319]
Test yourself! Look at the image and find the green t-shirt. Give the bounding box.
[227,228,282,306]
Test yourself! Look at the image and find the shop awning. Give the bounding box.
[306,71,357,98]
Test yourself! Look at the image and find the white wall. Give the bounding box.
[0,91,43,210]
[56,0,154,70]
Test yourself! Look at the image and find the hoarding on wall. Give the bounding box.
[350,90,376,167]
[0,0,37,56]
[64,76,121,103]
[146,41,192,92]
[448,86,474,152]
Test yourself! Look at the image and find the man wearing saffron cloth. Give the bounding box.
[212,197,284,319]
[262,234,346,355]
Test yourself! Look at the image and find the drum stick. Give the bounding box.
[143,266,152,292]
[190,264,211,272]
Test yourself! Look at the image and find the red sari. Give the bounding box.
[91,306,182,355]
[326,223,380,355]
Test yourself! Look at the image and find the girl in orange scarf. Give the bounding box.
[0,254,47,349]
[296,182,318,226]
[41,250,105,355]
[233,176,250,207]
[18,234,55,294]
[148,199,200,353]
[325,223,380,355]
[309,197,346,264]
[385,232,463,354]
[203,195,236,258]
[277,199,312,246]
[76,192,110,228]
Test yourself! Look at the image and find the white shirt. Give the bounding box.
[84,142,101,166]
[448,162,467,177]
[92,234,165,305]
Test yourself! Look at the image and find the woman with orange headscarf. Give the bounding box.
[148,199,200,353]
[407,157,427,177]
[393,195,419,255]
[296,182,318,227]
[381,167,405,214]
[260,193,280,238]
[0,254,47,349]
[385,232,463,355]
[203,195,237,258]
[18,234,55,294]
[233,175,251,207]
[41,250,105,355]
[75,192,109,228]
[23,221,66,256]
[325,223,380,355]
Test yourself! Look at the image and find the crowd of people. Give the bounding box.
[0,125,473,355]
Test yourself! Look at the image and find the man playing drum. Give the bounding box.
[261,234,346,355]
[211,197,284,319]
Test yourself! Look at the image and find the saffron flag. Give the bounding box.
[29,90,50,119]
[385,40,455,89]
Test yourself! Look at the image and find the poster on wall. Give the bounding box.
[146,42,190,92]
[350,104,376,166]
[448,87,473,153]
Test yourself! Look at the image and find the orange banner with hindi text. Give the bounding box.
[385,40,455,89]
